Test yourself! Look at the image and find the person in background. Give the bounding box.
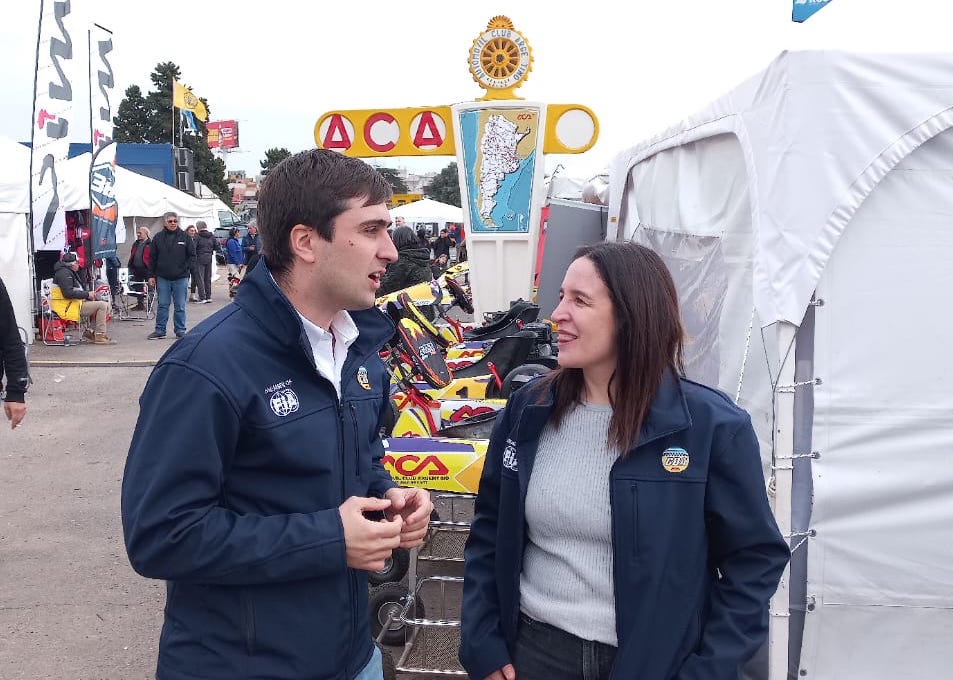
[430,252,450,279]
[0,276,29,429]
[51,252,115,345]
[225,227,244,279]
[127,226,152,311]
[147,211,195,340]
[431,228,455,262]
[460,241,788,680]
[241,221,263,273]
[416,227,430,250]
[186,225,202,302]
[378,225,434,296]
[122,148,431,680]
[193,221,216,303]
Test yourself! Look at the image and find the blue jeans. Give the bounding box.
[155,276,188,335]
[513,613,616,680]
[354,644,382,680]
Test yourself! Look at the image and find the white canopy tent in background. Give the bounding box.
[0,139,238,341]
[608,51,953,680]
[390,198,463,232]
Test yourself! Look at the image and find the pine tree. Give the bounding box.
[424,163,461,206]
[113,62,229,203]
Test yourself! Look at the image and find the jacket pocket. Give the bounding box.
[240,588,256,655]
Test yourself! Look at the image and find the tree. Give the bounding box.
[113,61,229,203]
[113,86,151,143]
[376,167,408,195]
[424,163,461,207]
[260,147,291,177]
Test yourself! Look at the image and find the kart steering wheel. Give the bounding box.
[445,276,474,315]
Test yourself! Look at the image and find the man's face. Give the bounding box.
[440,230,447,238]
[164,215,178,231]
[138,228,148,240]
[248,225,257,235]
[309,197,397,311]
[186,227,196,237]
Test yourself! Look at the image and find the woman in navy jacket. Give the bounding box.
[460,241,789,680]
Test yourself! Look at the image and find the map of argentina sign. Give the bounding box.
[793,0,833,22]
[458,107,540,233]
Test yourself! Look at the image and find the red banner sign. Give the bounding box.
[207,120,239,149]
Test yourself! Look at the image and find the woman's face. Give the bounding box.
[551,256,617,377]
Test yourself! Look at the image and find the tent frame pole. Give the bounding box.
[769,321,796,680]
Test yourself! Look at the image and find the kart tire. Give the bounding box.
[501,363,552,398]
[367,547,410,586]
[379,399,399,438]
[369,582,425,646]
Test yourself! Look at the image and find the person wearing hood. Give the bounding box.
[51,252,115,344]
[377,225,434,296]
[192,221,217,303]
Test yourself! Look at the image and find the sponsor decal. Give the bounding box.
[502,438,518,472]
[661,447,690,473]
[357,366,371,390]
[269,389,299,417]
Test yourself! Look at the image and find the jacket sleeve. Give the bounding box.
[52,267,87,299]
[122,361,350,586]
[459,401,517,679]
[146,237,157,278]
[675,415,790,680]
[0,278,29,403]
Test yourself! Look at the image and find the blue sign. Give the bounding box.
[793,0,833,22]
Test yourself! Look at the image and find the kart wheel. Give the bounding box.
[367,547,410,586]
[501,363,551,398]
[369,582,425,646]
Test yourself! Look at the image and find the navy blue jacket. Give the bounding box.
[460,372,789,680]
[122,260,397,680]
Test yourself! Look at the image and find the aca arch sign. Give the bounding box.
[315,107,454,157]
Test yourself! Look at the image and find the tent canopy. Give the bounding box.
[390,198,463,224]
[609,50,953,326]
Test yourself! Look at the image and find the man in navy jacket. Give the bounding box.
[122,149,432,680]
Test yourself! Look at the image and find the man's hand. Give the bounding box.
[339,496,403,571]
[484,664,515,680]
[86,291,95,301]
[384,487,433,548]
[4,402,26,429]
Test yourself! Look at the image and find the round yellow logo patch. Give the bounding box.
[661,447,690,473]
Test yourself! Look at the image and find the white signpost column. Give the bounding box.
[451,100,547,320]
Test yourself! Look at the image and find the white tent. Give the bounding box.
[390,198,463,228]
[0,142,238,341]
[608,51,953,680]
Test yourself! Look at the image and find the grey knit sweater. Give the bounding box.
[519,401,619,646]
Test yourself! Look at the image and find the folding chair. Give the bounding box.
[38,279,89,346]
[113,268,155,321]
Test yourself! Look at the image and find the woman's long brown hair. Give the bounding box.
[538,241,685,453]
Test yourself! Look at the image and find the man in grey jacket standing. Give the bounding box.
[192,221,217,303]
[148,212,196,340]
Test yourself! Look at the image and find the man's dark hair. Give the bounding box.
[257,149,392,282]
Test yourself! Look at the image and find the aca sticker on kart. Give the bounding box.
[382,437,487,493]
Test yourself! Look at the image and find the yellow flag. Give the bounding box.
[173,80,208,122]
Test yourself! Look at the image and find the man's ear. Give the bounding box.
[287,224,317,264]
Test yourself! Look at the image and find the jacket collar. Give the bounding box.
[515,369,692,449]
[234,257,395,359]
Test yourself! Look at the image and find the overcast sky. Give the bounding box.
[2,0,949,180]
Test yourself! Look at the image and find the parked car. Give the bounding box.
[213,225,249,264]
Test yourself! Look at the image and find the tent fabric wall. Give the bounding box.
[801,129,953,678]
[390,198,463,225]
[609,51,953,679]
